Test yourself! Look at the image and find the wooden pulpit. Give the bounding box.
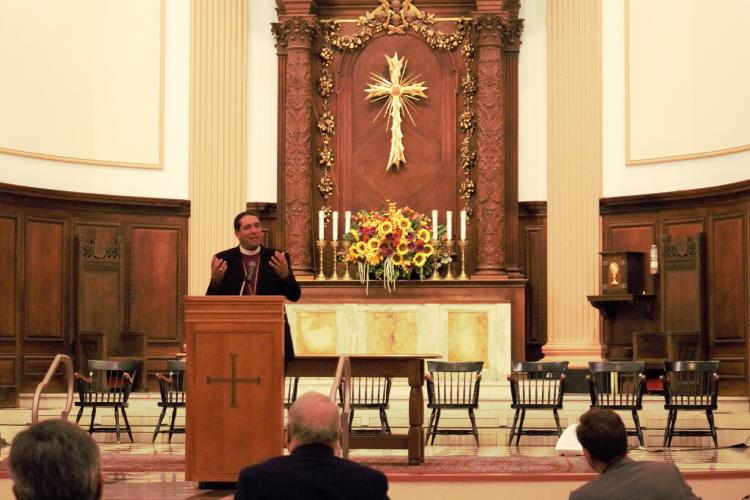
[184,296,285,483]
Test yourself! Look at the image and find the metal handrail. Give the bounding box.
[31,354,75,424]
[330,355,351,459]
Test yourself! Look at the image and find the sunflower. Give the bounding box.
[422,243,434,257]
[396,241,409,255]
[392,253,404,266]
[414,253,427,267]
[397,218,411,230]
[350,241,366,257]
[417,229,431,242]
[367,238,381,251]
[378,221,393,235]
[367,251,381,265]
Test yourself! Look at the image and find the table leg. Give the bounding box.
[407,359,425,465]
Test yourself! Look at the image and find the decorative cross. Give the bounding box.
[364,53,428,171]
[205,353,260,408]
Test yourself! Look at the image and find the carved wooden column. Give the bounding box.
[472,13,506,276]
[273,16,317,276]
[500,3,524,278]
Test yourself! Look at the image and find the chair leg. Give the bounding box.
[508,408,520,446]
[121,407,134,443]
[468,408,479,447]
[632,409,644,447]
[168,406,178,443]
[431,409,442,445]
[667,409,678,447]
[553,408,562,436]
[379,408,391,435]
[88,407,97,435]
[426,408,437,444]
[706,409,718,448]
[75,406,84,425]
[515,409,527,446]
[114,407,121,444]
[152,407,167,443]
[348,409,355,433]
[662,409,673,447]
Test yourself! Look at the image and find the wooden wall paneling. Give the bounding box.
[23,217,68,342]
[0,356,16,406]
[708,212,747,345]
[661,232,705,341]
[519,202,546,360]
[663,217,705,240]
[711,354,746,396]
[129,225,182,345]
[0,214,17,340]
[21,354,65,392]
[74,223,124,355]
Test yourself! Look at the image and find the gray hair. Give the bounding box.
[9,419,101,500]
[288,392,340,446]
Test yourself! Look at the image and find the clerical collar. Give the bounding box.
[239,245,261,256]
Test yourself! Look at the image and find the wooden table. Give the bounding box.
[286,354,440,465]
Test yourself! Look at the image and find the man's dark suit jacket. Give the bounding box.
[206,246,301,364]
[234,443,389,500]
[569,456,700,500]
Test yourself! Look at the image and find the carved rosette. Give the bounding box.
[472,14,506,274]
[274,17,318,272]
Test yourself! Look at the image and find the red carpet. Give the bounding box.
[2,453,592,476]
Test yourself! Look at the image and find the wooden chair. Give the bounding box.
[338,377,392,434]
[508,361,568,445]
[661,360,720,447]
[152,360,186,443]
[425,361,483,446]
[285,376,299,409]
[74,359,140,443]
[587,361,647,446]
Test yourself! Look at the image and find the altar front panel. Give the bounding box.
[287,303,511,380]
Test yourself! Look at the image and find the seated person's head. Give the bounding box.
[286,392,341,452]
[9,419,102,500]
[576,407,628,469]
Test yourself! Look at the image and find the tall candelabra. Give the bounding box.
[430,238,441,280]
[458,239,469,280]
[316,239,327,280]
[341,240,352,280]
[330,240,340,281]
[445,239,455,280]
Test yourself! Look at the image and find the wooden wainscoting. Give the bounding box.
[0,182,189,405]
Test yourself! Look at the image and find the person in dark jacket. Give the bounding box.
[206,210,301,364]
[234,391,389,500]
[570,407,700,500]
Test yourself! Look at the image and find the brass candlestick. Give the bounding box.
[445,239,455,280]
[458,239,469,280]
[331,240,340,281]
[341,240,352,281]
[316,239,327,280]
[430,238,441,280]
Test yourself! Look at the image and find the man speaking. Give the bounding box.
[207,210,301,365]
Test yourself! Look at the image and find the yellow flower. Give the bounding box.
[378,221,393,235]
[397,218,411,230]
[349,228,360,241]
[414,253,427,267]
[350,241,366,257]
[422,244,434,257]
[367,238,380,251]
[396,242,409,255]
[417,229,431,242]
[392,253,404,266]
[367,252,382,265]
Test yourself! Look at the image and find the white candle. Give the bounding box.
[431,209,438,241]
[460,210,467,241]
[318,210,325,240]
[345,210,351,234]
[332,211,339,241]
[446,211,452,241]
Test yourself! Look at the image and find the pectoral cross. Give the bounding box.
[365,53,428,171]
[206,353,260,408]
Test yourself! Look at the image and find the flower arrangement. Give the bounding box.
[343,202,450,292]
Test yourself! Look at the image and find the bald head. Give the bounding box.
[287,392,341,451]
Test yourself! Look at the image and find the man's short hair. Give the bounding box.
[576,407,628,464]
[233,210,259,231]
[9,419,101,500]
[288,393,340,446]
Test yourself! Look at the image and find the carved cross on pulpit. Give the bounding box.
[365,53,428,171]
[206,353,260,408]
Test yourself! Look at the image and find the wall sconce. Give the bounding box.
[649,244,658,275]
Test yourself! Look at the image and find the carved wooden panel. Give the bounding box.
[709,213,747,344]
[130,226,181,343]
[661,233,705,339]
[24,218,67,341]
[0,215,16,339]
[336,36,457,215]
[0,357,15,385]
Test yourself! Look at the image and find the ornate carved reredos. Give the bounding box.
[274,0,523,277]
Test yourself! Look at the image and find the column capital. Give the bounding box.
[272,16,319,51]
